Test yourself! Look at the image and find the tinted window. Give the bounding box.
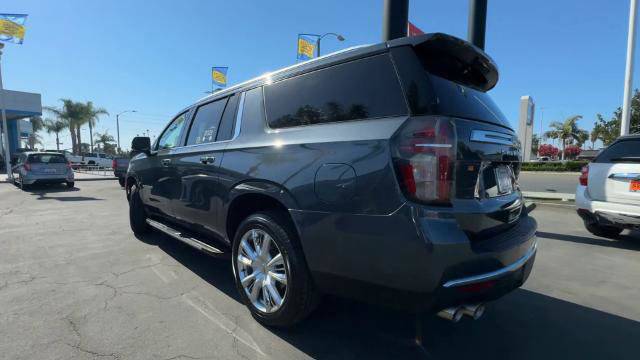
[186,98,228,146]
[265,54,407,128]
[28,154,67,163]
[157,113,188,150]
[428,75,510,127]
[594,139,640,163]
[392,46,510,128]
[216,93,240,141]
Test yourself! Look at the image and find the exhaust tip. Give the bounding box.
[461,303,485,320]
[437,307,464,322]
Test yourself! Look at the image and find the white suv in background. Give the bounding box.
[576,135,640,238]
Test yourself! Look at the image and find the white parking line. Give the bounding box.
[182,292,266,357]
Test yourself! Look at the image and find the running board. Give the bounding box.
[146,218,228,257]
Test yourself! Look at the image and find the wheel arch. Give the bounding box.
[225,180,300,244]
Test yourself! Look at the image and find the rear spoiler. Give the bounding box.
[387,32,499,92]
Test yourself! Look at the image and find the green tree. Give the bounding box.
[27,116,44,149]
[590,123,603,149]
[595,89,640,145]
[45,99,84,155]
[82,101,108,152]
[94,131,116,155]
[531,134,540,155]
[44,118,67,151]
[544,115,588,160]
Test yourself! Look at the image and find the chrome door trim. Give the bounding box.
[470,130,514,146]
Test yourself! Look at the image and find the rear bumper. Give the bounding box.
[576,184,640,228]
[22,172,74,185]
[292,202,537,310]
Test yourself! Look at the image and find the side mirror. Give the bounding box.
[131,136,151,155]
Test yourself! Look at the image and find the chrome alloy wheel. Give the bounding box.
[236,228,288,313]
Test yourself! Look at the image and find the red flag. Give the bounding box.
[407,21,424,37]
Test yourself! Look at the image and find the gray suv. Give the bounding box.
[126,33,537,327]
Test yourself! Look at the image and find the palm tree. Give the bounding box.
[44,118,67,151]
[27,116,45,149]
[94,131,116,154]
[81,101,108,152]
[590,123,603,149]
[45,99,84,155]
[544,115,589,160]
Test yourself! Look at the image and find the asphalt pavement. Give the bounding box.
[518,171,579,194]
[0,180,638,360]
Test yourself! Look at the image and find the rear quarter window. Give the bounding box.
[594,139,640,163]
[264,54,407,128]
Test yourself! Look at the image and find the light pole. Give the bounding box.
[0,43,11,180]
[116,110,136,152]
[316,33,345,57]
[622,0,638,136]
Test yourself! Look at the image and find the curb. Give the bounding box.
[522,191,575,201]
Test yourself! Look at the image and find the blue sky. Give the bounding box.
[0,0,636,150]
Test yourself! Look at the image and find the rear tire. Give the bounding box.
[585,222,622,239]
[129,185,149,235]
[118,177,125,187]
[66,181,75,189]
[232,211,319,327]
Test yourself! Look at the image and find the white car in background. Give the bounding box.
[576,135,640,238]
[82,152,113,168]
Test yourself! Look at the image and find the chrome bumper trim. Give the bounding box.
[443,240,537,288]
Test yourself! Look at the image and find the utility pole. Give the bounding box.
[382,0,409,41]
[468,0,488,50]
[622,0,638,136]
[0,43,12,180]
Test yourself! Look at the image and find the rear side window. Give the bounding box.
[28,154,67,163]
[264,54,407,128]
[391,46,510,128]
[594,139,640,163]
[186,98,229,145]
[216,93,240,141]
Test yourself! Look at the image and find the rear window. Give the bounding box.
[264,54,407,128]
[28,154,67,164]
[390,46,510,128]
[594,139,640,163]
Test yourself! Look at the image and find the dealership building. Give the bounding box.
[0,89,42,160]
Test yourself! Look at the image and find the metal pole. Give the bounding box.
[116,113,121,151]
[0,44,12,180]
[382,0,409,41]
[622,0,638,136]
[468,0,488,50]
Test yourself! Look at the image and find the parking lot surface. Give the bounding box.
[0,180,639,360]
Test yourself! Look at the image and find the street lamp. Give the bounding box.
[116,110,136,152]
[299,32,345,58]
[317,32,345,57]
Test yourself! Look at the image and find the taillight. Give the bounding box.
[579,165,588,186]
[392,116,456,205]
[23,162,31,171]
[112,159,117,169]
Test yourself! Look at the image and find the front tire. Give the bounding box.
[66,181,75,189]
[129,185,149,235]
[118,177,125,187]
[232,211,318,327]
[585,222,622,239]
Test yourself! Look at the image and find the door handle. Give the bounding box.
[161,159,171,167]
[200,156,216,164]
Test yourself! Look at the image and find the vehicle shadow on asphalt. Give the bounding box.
[18,183,105,201]
[537,231,640,251]
[137,232,640,360]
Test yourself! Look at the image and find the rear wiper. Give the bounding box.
[610,156,640,163]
